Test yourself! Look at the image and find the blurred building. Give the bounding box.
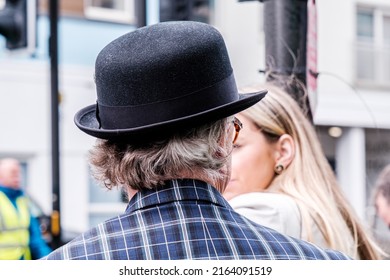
[0,0,389,246]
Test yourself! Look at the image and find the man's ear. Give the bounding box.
[274,134,295,168]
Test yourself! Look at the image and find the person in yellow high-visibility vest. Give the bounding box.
[0,158,52,260]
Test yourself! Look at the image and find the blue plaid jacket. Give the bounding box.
[43,179,350,260]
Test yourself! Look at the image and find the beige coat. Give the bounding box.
[228,192,328,249]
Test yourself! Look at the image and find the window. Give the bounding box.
[84,0,137,24]
[355,6,390,87]
[88,171,127,227]
[384,16,390,44]
[357,9,374,40]
[19,161,28,191]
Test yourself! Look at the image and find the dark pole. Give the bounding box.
[49,0,61,249]
[262,0,307,82]
[260,0,313,121]
[135,0,147,27]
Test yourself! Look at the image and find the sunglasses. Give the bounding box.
[232,117,243,144]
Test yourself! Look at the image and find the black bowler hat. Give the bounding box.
[74,21,267,140]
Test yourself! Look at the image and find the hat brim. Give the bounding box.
[74,90,267,141]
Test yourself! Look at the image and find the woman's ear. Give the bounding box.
[274,134,295,168]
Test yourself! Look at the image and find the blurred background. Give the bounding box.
[0,0,389,254]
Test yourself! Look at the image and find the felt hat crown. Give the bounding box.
[74,21,266,140]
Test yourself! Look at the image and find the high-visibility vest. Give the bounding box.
[0,191,31,260]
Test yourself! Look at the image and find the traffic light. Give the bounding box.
[160,0,210,22]
[0,0,37,51]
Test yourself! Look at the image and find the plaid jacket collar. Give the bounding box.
[125,179,231,213]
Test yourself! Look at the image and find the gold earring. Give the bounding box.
[274,164,284,175]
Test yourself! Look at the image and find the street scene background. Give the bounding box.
[0,0,389,255]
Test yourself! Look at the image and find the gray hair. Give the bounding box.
[88,118,231,192]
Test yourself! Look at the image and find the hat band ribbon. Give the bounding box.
[96,73,238,129]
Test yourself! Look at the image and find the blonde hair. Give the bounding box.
[373,164,390,203]
[241,82,382,259]
[88,118,231,193]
